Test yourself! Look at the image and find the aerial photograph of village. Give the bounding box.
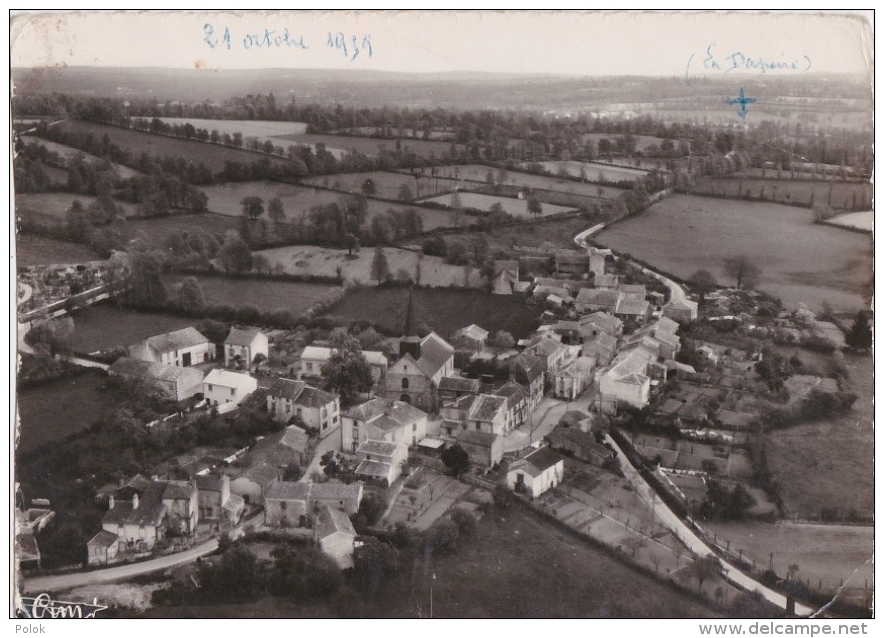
[10,9,874,623]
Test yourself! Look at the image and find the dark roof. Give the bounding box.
[266,378,336,407]
[346,398,427,430]
[510,354,545,383]
[357,439,403,456]
[143,327,209,354]
[103,482,167,527]
[88,530,119,548]
[438,376,481,393]
[575,288,621,306]
[316,505,356,539]
[523,446,564,472]
[457,430,498,446]
[163,481,195,501]
[469,395,507,421]
[225,327,264,346]
[195,474,226,492]
[493,381,527,406]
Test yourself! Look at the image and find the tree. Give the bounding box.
[356,492,386,526]
[271,545,341,599]
[219,231,253,274]
[689,269,718,293]
[844,310,872,351]
[422,235,446,257]
[176,276,204,309]
[450,508,477,539]
[489,330,515,349]
[361,178,377,197]
[688,554,720,595]
[345,232,360,257]
[25,317,74,357]
[320,328,374,405]
[527,196,543,218]
[370,246,391,284]
[240,196,265,219]
[441,444,470,477]
[268,196,286,223]
[397,183,413,201]
[723,256,761,290]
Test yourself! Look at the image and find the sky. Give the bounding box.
[9,10,873,78]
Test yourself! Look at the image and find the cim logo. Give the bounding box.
[16,593,107,619]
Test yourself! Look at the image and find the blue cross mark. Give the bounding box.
[726,88,756,120]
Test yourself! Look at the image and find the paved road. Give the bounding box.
[605,434,815,616]
[502,397,569,453]
[299,427,342,482]
[21,538,219,594]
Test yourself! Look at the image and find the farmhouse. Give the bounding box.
[203,369,258,410]
[555,250,590,276]
[441,393,509,436]
[507,447,564,499]
[225,426,310,505]
[588,247,612,276]
[195,474,244,525]
[354,439,408,485]
[614,297,652,323]
[456,429,503,468]
[300,345,388,382]
[108,357,204,402]
[438,376,481,404]
[451,324,489,353]
[315,505,358,569]
[492,260,520,295]
[264,481,363,528]
[128,327,214,367]
[599,346,666,410]
[265,378,340,437]
[664,298,699,324]
[546,428,614,466]
[224,327,269,370]
[381,332,454,411]
[553,356,596,401]
[593,273,619,289]
[523,333,571,377]
[579,312,623,340]
[575,288,621,314]
[341,397,429,452]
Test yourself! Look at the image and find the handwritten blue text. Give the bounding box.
[202,24,372,62]
[686,44,811,84]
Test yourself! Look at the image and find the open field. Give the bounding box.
[272,132,461,159]
[163,274,338,312]
[15,233,102,266]
[399,165,625,199]
[418,191,577,218]
[55,121,290,174]
[16,370,112,452]
[333,126,457,141]
[436,215,597,258]
[255,245,484,288]
[22,135,141,179]
[530,160,649,182]
[199,180,454,231]
[693,177,873,211]
[825,211,873,232]
[594,194,872,313]
[69,303,199,353]
[156,118,308,138]
[301,171,423,201]
[324,287,542,338]
[582,133,668,153]
[765,353,873,522]
[703,521,873,602]
[15,193,137,225]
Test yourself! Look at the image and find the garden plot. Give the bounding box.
[417,191,577,218]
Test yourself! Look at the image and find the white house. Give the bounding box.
[128,327,214,367]
[108,357,204,402]
[506,447,564,499]
[203,369,258,409]
[553,356,596,401]
[265,378,341,438]
[224,327,269,370]
[315,505,358,569]
[300,345,388,382]
[664,298,699,324]
[342,398,429,452]
[354,439,408,485]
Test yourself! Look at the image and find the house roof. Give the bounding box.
[264,481,363,503]
[357,439,404,457]
[204,369,257,389]
[222,493,244,512]
[523,446,564,472]
[103,481,167,527]
[618,284,647,296]
[593,274,619,288]
[615,298,651,316]
[454,324,489,342]
[140,327,209,355]
[225,327,264,347]
[655,316,680,335]
[195,474,226,492]
[163,481,196,501]
[669,298,699,311]
[493,381,527,406]
[316,505,356,539]
[300,346,386,367]
[355,459,394,479]
[280,425,310,451]
[494,260,519,276]
[526,335,565,357]
[438,376,481,394]
[468,395,508,422]
[109,357,204,386]
[547,428,611,458]
[579,312,623,335]
[618,372,650,386]
[510,354,545,383]
[295,385,338,409]
[346,398,427,429]
[575,288,621,307]
[416,332,454,379]
[88,529,118,548]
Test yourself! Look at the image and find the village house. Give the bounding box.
[315,505,358,569]
[299,345,388,382]
[493,381,529,430]
[451,324,489,354]
[614,296,652,323]
[574,288,621,314]
[599,346,667,411]
[224,327,269,370]
[224,426,310,506]
[492,260,520,295]
[554,250,590,276]
[128,327,214,367]
[593,273,619,289]
[203,369,258,409]
[342,398,429,452]
[588,247,612,276]
[265,378,340,438]
[664,298,699,324]
[523,333,571,378]
[509,354,545,412]
[354,439,409,485]
[437,375,481,404]
[553,356,596,401]
[456,429,503,468]
[195,474,244,526]
[440,393,509,437]
[579,312,623,340]
[506,447,564,499]
[381,332,454,411]
[617,283,647,302]
[264,481,363,528]
[582,331,619,366]
[546,428,614,466]
[108,357,204,402]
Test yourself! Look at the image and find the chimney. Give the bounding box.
[108,495,115,509]
[132,493,140,510]
[399,336,422,361]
